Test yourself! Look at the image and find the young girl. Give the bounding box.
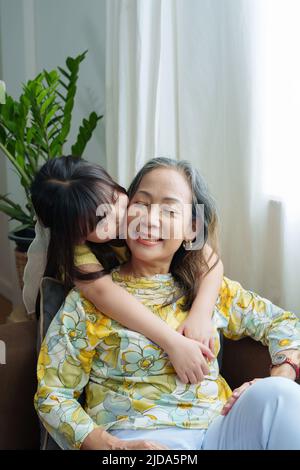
[25,155,224,384]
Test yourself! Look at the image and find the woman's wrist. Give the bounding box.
[81,427,119,450]
[270,349,300,381]
[270,363,296,381]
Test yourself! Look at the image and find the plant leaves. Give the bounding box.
[0,50,100,226]
[0,81,6,104]
[71,112,102,156]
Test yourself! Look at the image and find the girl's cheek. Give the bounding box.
[86,231,96,242]
[118,207,127,227]
[88,222,110,242]
[118,194,129,217]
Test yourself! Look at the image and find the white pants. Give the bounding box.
[110,377,300,450]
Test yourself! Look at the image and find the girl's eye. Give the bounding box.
[96,207,113,223]
[96,215,107,224]
[132,201,149,209]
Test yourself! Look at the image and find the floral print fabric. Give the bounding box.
[34,269,300,449]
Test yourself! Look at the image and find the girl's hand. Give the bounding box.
[177,315,215,353]
[220,379,260,416]
[164,332,215,384]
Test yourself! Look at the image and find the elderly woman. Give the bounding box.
[35,158,300,450]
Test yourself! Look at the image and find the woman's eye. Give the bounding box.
[128,202,149,217]
[162,207,177,215]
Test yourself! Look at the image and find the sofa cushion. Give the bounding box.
[38,277,65,350]
[38,277,65,450]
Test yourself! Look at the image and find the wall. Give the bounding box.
[0,0,106,305]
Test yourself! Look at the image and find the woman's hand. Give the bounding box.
[110,438,169,450]
[221,379,260,416]
[177,315,215,353]
[221,360,298,417]
[164,331,215,384]
[81,427,169,450]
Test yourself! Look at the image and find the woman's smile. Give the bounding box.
[136,237,163,247]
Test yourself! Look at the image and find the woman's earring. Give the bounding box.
[183,240,193,250]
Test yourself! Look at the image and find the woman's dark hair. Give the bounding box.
[31,155,127,293]
[127,157,220,311]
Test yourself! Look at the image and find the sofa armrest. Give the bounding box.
[220,337,270,390]
[0,320,40,449]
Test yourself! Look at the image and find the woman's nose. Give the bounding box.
[148,204,161,229]
[139,204,161,239]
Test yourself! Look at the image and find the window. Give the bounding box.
[262,0,300,215]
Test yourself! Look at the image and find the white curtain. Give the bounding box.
[105,0,300,314]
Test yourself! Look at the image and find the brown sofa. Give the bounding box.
[0,320,40,449]
[0,316,273,450]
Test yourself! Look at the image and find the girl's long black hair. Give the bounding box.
[31,156,127,295]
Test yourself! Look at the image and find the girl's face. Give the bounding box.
[86,191,128,243]
[126,168,195,264]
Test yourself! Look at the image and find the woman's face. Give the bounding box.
[86,191,129,243]
[126,168,194,264]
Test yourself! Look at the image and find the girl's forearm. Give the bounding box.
[189,258,224,319]
[78,276,178,351]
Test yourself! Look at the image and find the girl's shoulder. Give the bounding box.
[74,242,130,267]
[74,244,102,267]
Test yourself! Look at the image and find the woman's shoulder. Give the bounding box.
[220,276,244,294]
[42,288,87,341]
[58,288,86,320]
[55,288,110,332]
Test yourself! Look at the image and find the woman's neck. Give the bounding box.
[120,257,172,278]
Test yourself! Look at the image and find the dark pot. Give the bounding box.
[8,227,35,252]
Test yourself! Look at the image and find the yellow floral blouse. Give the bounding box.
[74,243,130,268]
[34,269,300,450]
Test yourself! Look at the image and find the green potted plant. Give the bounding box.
[0,51,102,287]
